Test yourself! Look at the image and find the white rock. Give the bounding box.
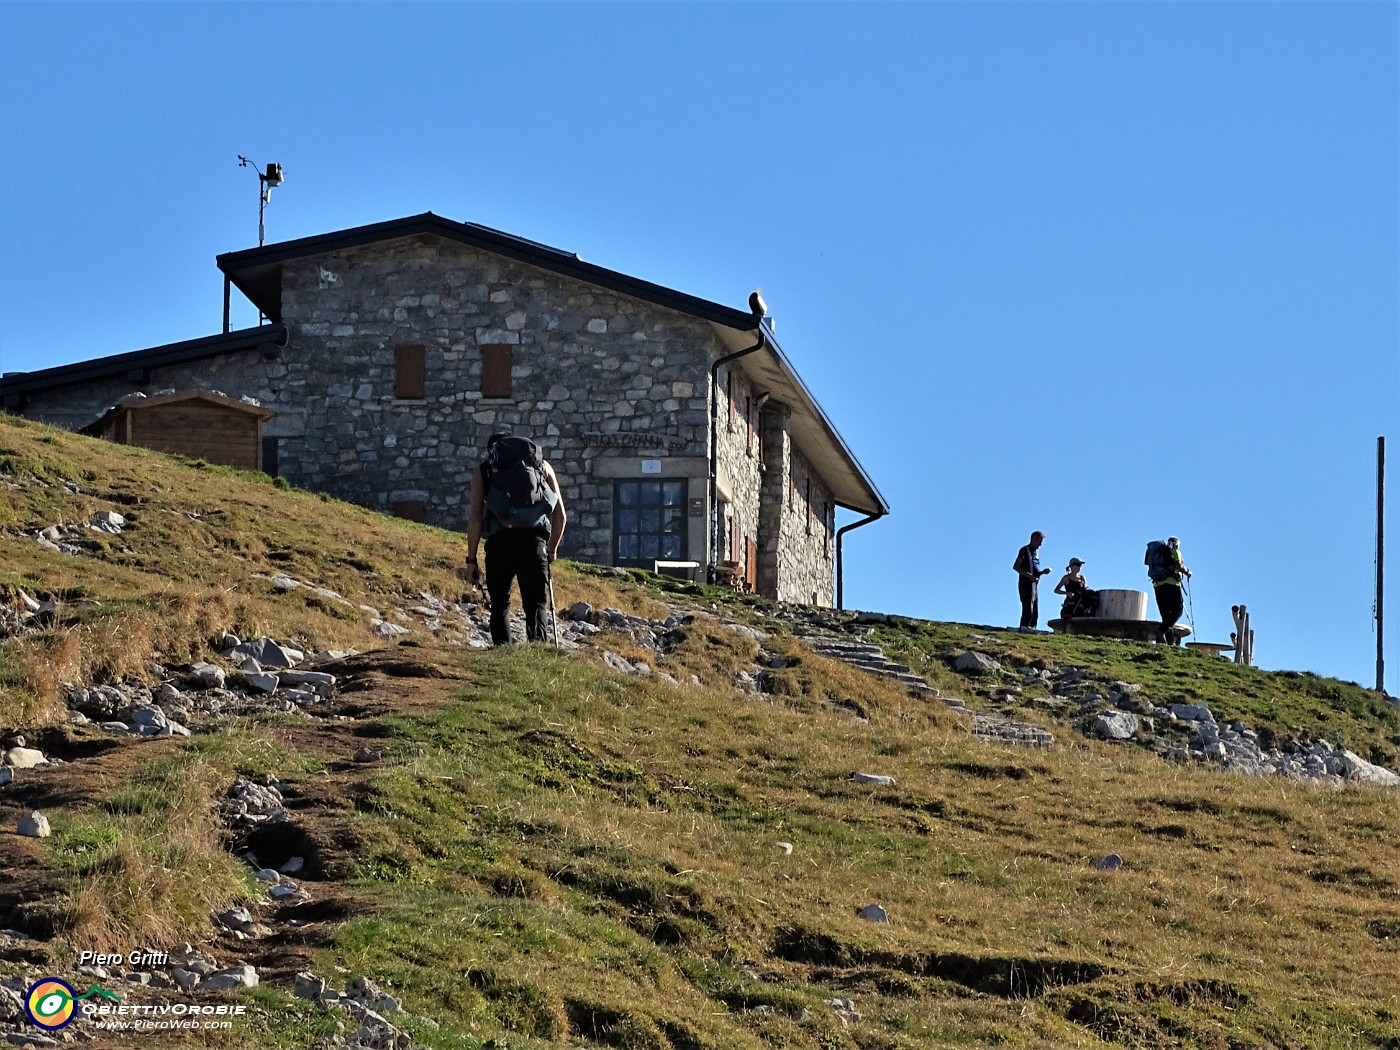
[202,965,259,991]
[851,773,895,786]
[4,747,47,769]
[18,811,51,838]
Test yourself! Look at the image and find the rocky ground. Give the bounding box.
[3,569,1397,1048]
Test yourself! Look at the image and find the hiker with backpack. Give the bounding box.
[462,432,567,645]
[1144,536,1191,644]
[1012,531,1052,631]
[1054,558,1100,619]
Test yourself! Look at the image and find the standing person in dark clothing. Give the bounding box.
[1146,535,1191,644]
[1012,531,1052,631]
[461,433,567,644]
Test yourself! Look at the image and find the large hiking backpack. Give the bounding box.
[483,436,557,536]
[1144,540,1175,582]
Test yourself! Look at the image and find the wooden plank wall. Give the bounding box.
[126,403,262,470]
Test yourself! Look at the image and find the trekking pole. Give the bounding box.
[546,562,560,649]
[1183,576,1196,635]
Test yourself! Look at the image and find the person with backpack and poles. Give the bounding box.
[1144,536,1191,644]
[1012,531,1052,632]
[461,432,567,646]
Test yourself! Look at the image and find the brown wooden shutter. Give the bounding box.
[481,345,513,399]
[745,538,758,592]
[396,344,426,399]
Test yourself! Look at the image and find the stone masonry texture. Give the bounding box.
[18,232,841,604]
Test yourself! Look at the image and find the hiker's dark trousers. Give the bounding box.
[485,530,549,644]
[1154,582,1184,643]
[1018,578,1039,629]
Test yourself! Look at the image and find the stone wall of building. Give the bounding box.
[783,445,836,606]
[14,232,848,605]
[711,358,765,583]
[273,235,726,567]
[17,347,282,433]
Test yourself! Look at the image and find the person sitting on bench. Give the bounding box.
[1055,558,1099,618]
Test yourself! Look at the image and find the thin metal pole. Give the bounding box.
[1378,436,1385,694]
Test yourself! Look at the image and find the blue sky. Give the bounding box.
[1,2,1395,688]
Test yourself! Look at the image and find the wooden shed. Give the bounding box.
[82,389,276,471]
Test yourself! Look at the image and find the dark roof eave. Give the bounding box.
[0,325,288,398]
[217,213,758,330]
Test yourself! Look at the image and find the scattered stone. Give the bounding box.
[857,903,889,923]
[353,748,381,763]
[565,601,593,621]
[186,662,227,689]
[1092,854,1124,871]
[294,972,327,1000]
[17,812,51,838]
[1093,711,1138,740]
[171,968,201,991]
[851,773,895,786]
[776,841,794,855]
[240,672,280,695]
[202,965,259,991]
[4,747,46,769]
[952,651,1004,676]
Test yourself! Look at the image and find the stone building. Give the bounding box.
[1,213,887,606]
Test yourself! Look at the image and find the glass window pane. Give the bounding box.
[662,481,684,506]
[642,509,660,534]
[662,533,682,559]
[619,535,638,560]
[618,509,639,534]
[641,535,660,560]
[618,483,638,507]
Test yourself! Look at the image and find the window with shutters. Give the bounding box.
[613,479,687,567]
[395,344,426,400]
[481,344,513,399]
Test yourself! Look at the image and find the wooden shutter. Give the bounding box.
[745,538,758,592]
[727,371,736,423]
[396,344,426,400]
[482,345,513,399]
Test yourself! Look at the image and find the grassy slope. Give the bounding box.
[1,414,1398,1050]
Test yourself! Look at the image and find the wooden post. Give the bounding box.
[1231,605,1252,667]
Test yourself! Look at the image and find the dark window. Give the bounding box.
[613,479,687,567]
[727,370,736,424]
[482,344,512,398]
[394,501,426,522]
[396,344,426,400]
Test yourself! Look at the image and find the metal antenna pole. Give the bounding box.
[1378,436,1386,695]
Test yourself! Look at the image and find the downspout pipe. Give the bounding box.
[708,326,767,578]
[836,510,885,611]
